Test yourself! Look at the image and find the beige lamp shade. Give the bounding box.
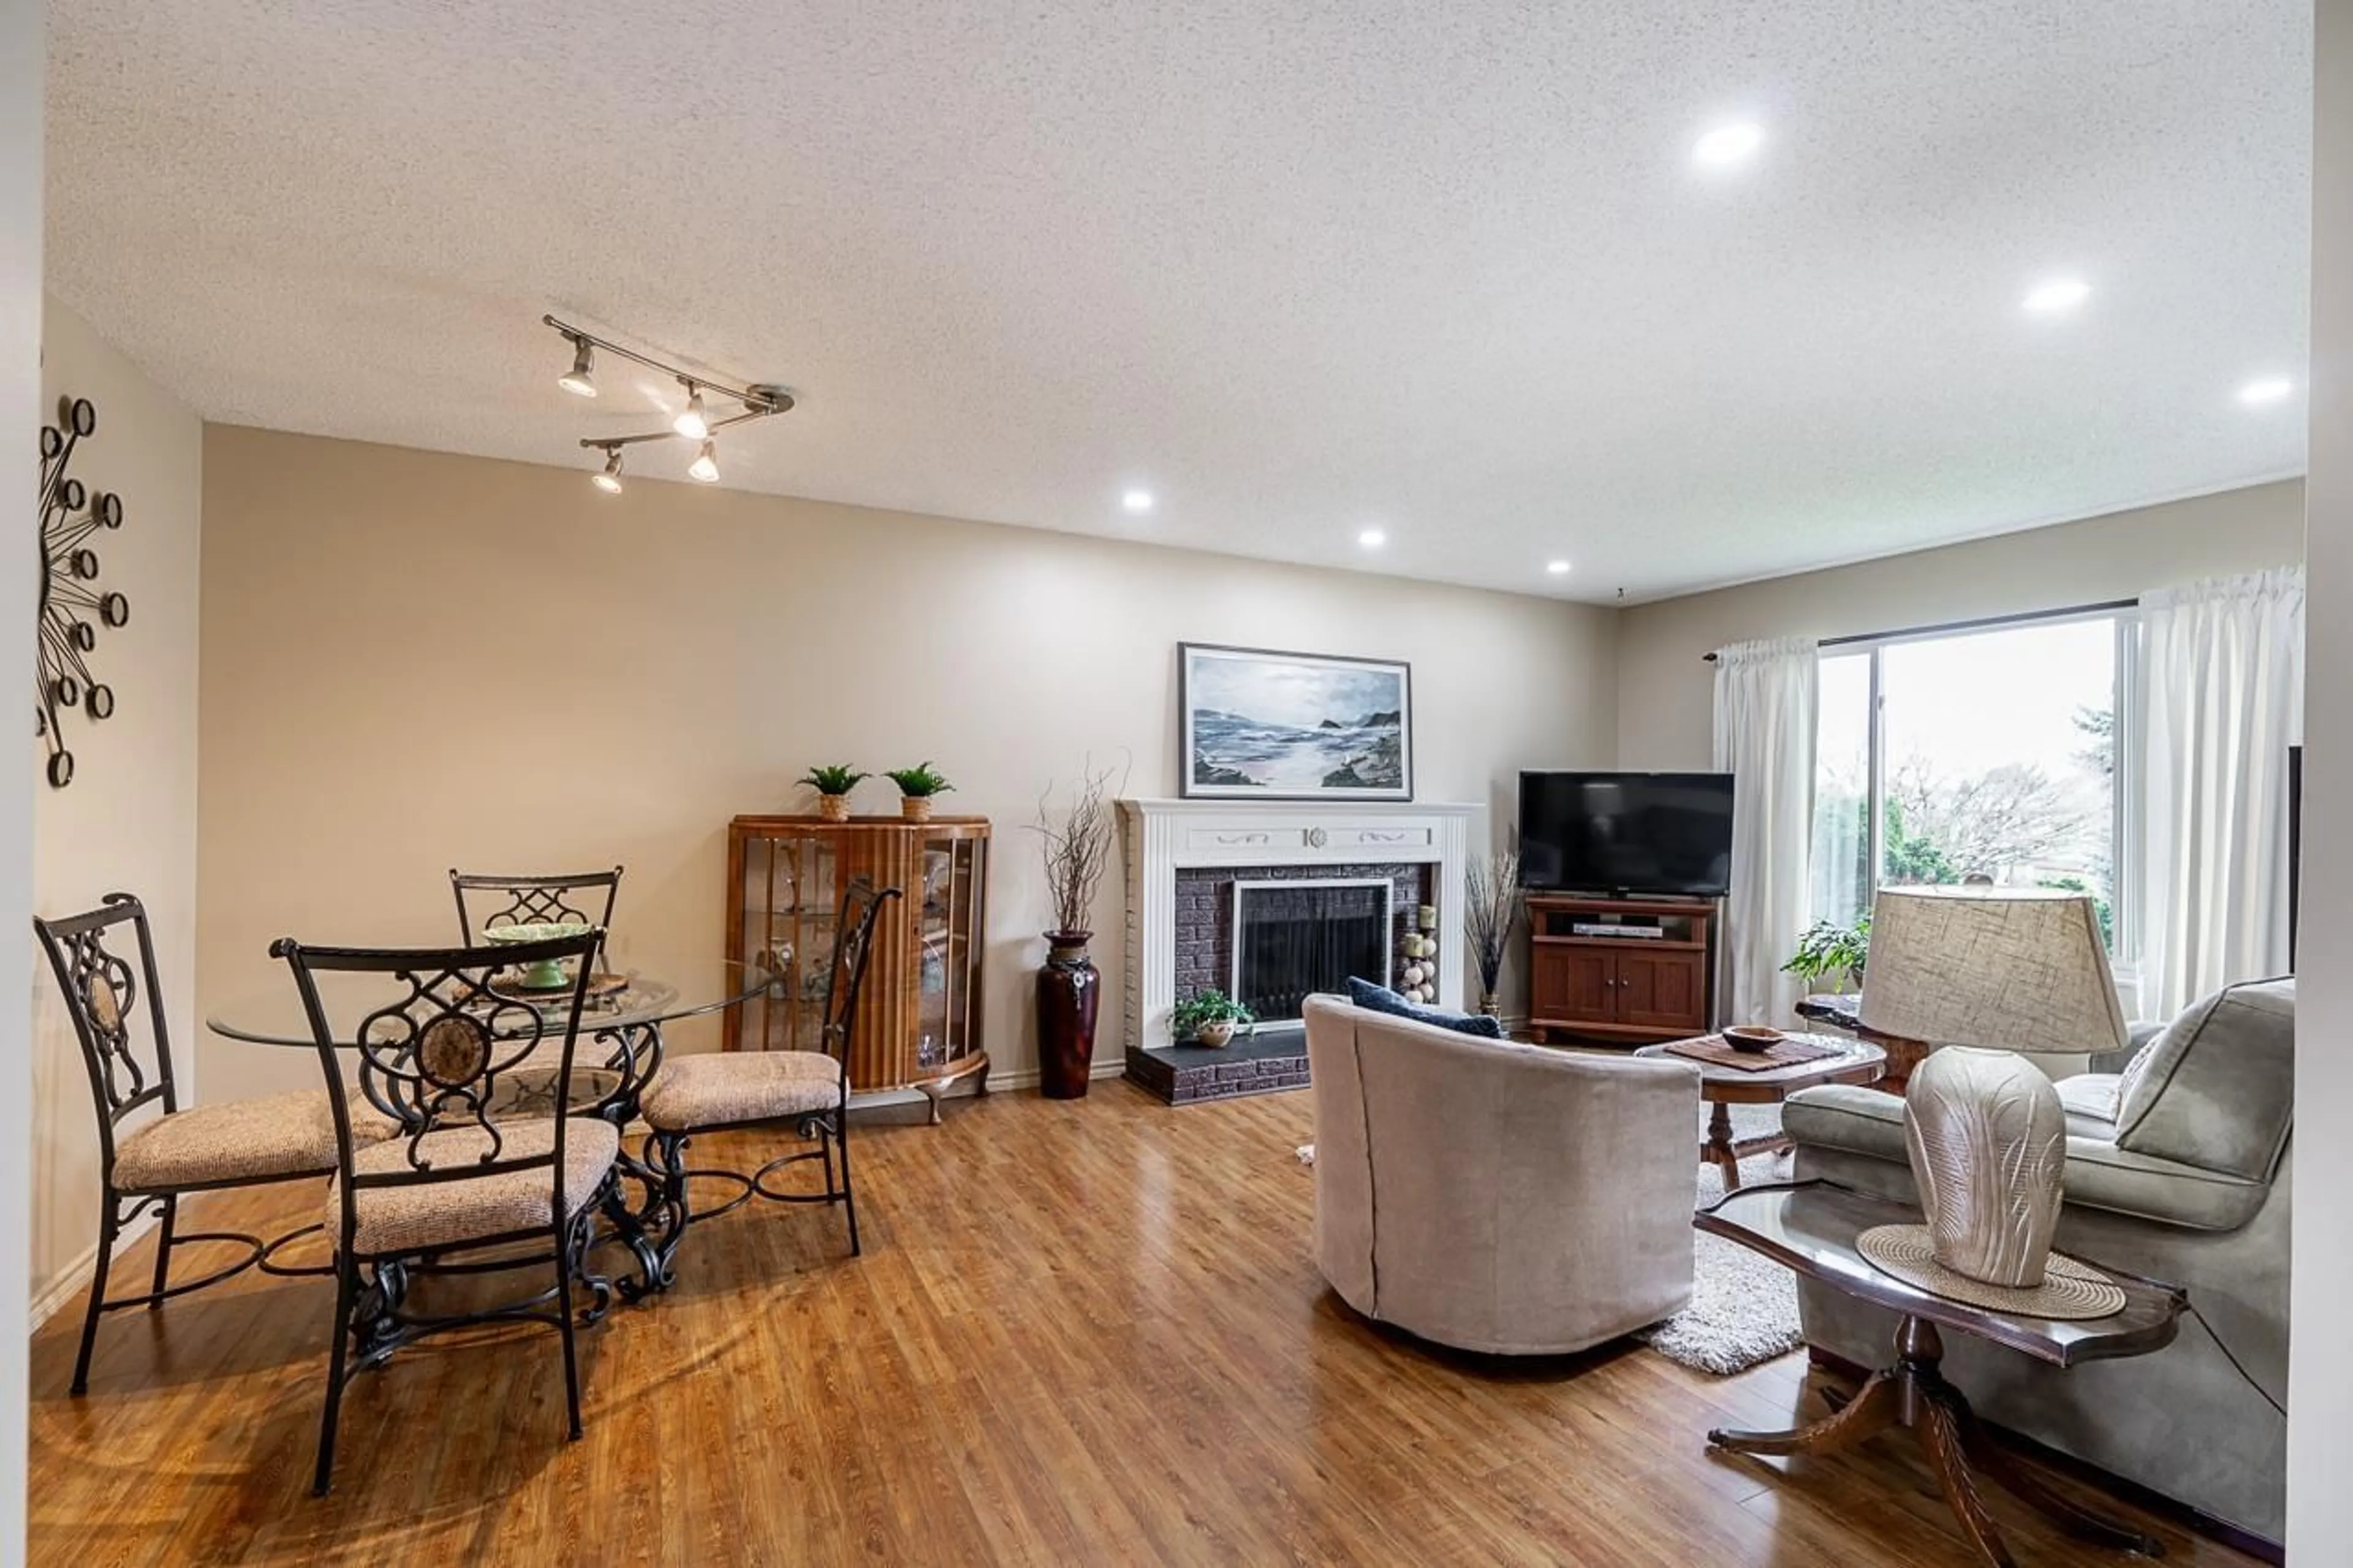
[1857,887,2128,1058]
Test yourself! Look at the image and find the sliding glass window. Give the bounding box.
[1811,611,2131,956]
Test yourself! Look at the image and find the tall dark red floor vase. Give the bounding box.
[1036,930,1101,1098]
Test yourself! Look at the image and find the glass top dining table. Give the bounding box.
[205,961,775,1119]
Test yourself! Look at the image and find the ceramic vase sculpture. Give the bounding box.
[1036,930,1100,1099]
[1903,1047,2068,1287]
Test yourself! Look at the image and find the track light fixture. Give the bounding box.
[542,315,797,492]
[673,384,710,441]
[558,338,598,398]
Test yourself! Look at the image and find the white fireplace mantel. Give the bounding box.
[1117,797,1478,1055]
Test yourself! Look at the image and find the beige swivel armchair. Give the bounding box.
[1303,995,1702,1355]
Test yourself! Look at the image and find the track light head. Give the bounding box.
[673,383,710,441]
[591,449,624,493]
[558,339,598,398]
[687,439,720,483]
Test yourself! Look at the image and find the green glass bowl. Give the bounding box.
[480,921,594,990]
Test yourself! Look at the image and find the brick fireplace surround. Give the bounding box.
[1116,798,1475,1104]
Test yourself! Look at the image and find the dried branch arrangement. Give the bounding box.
[1464,848,1523,1005]
[1033,754,1130,937]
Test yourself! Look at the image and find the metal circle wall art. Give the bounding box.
[37,396,129,789]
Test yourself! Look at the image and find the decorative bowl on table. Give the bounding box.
[479,920,595,990]
[1722,1024,1785,1054]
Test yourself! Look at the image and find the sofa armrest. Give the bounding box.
[2087,1018,2165,1076]
[1783,1084,1909,1166]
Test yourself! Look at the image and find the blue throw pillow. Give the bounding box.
[1345,976,1506,1039]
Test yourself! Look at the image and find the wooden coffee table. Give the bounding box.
[1697,1180,2187,1567]
[1634,1033,1886,1191]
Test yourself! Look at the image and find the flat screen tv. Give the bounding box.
[1518,771,1737,898]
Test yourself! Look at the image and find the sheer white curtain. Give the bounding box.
[1713,637,1819,1028]
[2139,567,2305,1018]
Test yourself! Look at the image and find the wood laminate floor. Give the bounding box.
[28,1083,2262,1566]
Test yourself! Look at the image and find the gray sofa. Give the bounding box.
[1784,977,2293,1544]
[1303,995,1701,1354]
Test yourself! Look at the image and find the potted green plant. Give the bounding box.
[1783,912,1871,994]
[884,762,954,823]
[798,764,868,824]
[1172,989,1256,1048]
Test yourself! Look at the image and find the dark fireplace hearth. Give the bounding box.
[1129,858,1433,1105]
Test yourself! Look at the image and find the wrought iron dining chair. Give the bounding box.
[450,866,623,960]
[638,880,898,1285]
[451,865,626,1116]
[34,893,387,1396]
[273,925,617,1495]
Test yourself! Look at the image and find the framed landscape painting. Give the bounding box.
[1178,643,1414,801]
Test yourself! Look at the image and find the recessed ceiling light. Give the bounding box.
[2237,376,2295,406]
[2022,276,2092,314]
[1692,122,1764,169]
[1547,559,1572,575]
[1122,488,1154,513]
[1357,528,1387,550]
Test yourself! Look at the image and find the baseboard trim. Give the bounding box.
[29,1206,161,1333]
[844,1058,1121,1112]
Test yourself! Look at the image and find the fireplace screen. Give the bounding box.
[1230,879,1393,1026]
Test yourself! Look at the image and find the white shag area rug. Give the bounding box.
[1635,1104,1805,1376]
[1291,1104,1805,1376]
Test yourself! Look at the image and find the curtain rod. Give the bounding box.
[1700,597,2140,663]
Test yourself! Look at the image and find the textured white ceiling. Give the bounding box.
[45,1,2310,602]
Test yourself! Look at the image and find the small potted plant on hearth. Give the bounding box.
[885,762,954,823]
[798,764,868,824]
[1172,989,1256,1048]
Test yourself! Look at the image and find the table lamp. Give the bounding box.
[1854,887,2129,1317]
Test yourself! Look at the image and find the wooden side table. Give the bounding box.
[1633,1035,1885,1192]
[1697,1180,2188,1567]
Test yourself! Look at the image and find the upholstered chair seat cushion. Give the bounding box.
[332,1117,620,1256]
[2053,1072,2124,1134]
[1784,1082,2270,1232]
[113,1088,393,1192]
[639,1051,841,1132]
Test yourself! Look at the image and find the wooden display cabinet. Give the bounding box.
[1525,893,1715,1045]
[724,815,990,1119]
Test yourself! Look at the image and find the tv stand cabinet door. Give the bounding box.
[1613,950,1706,1033]
[1534,947,1615,1025]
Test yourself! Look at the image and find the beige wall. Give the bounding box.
[30,300,203,1312]
[195,426,1618,1100]
[1613,480,2308,768]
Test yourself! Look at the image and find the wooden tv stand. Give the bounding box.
[1525,893,1716,1046]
